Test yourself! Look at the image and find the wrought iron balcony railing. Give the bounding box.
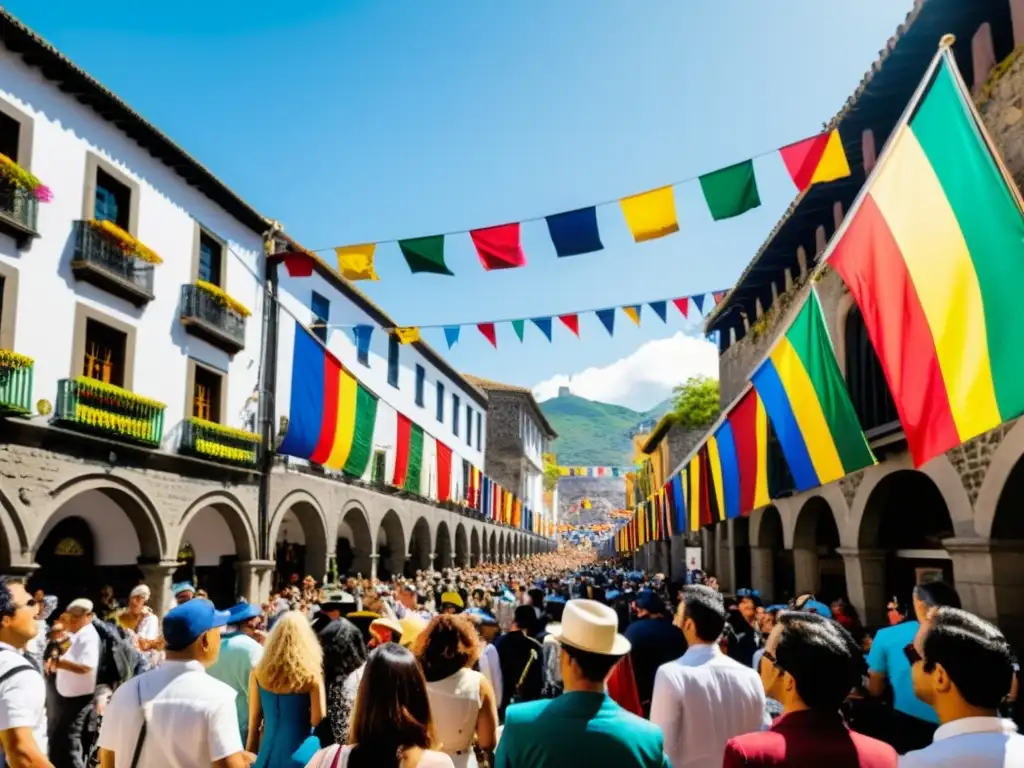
[71,221,155,305]
[0,180,38,246]
[179,418,260,467]
[54,377,165,446]
[179,284,246,353]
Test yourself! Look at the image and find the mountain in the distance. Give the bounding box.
[539,390,674,466]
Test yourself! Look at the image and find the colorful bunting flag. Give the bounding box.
[280,251,314,277]
[728,388,770,516]
[692,294,705,315]
[334,244,379,281]
[545,207,604,257]
[532,317,553,342]
[673,297,690,318]
[649,300,667,323]
[699,160,761,221]
[713,290,726,305]
[403,422,425,493]
[511,319,525,341]
[393,327,420,344]
[477,322,498,348]
[444,326,460,349]
[436,441,453,503]
[471,223,526,270]
[393,413,412,488]
[558,314,580,337]
[596,308,615,336]
[623,305,641,326]
[779,130,851,192]
[399,235,453,275]
[620,185,680,242]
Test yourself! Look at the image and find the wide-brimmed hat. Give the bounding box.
[549,599,631,657]
[320,590,357,612]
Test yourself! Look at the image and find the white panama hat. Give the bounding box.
[548,598,631,656]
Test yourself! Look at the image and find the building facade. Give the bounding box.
[0,11,549,614]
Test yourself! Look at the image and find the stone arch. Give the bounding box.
[974,419,1024,540]
[269,490,330,586]
[0,480,30,568]
[408,517,431,573]
[435,520,453,568]
[375,510,406,581]
[174,491,256,564]
[791,495,846,601]
[470,526,481,566]
[455,523,469,567]
[497,531,505,563]
[489,530,497,562]
[337,501,373,577]
[172,492,257,605]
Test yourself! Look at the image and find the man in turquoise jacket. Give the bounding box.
[495,599,671,768]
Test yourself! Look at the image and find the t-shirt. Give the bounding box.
[97,659,243,767]
[0,643,47,762]
[207,631,263,742]
[57,622,100,698]
[867,620,938,723]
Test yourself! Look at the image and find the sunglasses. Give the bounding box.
[903,643,923,666]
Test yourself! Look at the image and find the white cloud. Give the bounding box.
[532,331,719,411]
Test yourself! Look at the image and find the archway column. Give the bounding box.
[750,547,775,603]
[837,548,887,627]
[714,526,730,592]
[793,548,819,596]
[369,553,380,582]
[139,560,183,617]
[235,560,276,604]
[941,538,1004,626]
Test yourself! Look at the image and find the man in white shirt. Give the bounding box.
[98,598,255,768]
[901,607,1024,767]
[50,599,99,768]
[0,578,50,767]
[650,585,766,768]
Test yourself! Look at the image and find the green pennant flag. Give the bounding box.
[342,384,378,478]
[403,423,425,493]
[511,319,525,341]
[398,235,453,275]
[699,160,761,221]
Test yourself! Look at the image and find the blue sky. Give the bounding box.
[10,1,910,410]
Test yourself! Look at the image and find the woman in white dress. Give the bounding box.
[116,584,162,666]
[412,615,498,768]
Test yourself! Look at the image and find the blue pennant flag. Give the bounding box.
[649,300,668,323]
[531,317,553,342]
[692,293,706,315]
[545,206,604,257]
[352,325,373,360]
[595,308,615,336]
[444,326,461,348]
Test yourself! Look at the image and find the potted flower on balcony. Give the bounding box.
[86,219,163,265]
[0,154,52,203]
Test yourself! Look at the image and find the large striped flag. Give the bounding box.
[830,50,1024,467]
[752,291,875,492]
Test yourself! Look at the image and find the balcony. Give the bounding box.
[179,417,260,467]
[0,180,38,248]
[0,351,33,414]
[71,220,157,306]
[179,283,248,354]
[53,377,165,446]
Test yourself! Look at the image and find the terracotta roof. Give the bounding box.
[463,374,558,438]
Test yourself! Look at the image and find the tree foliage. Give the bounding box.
[671,375,720,430]
[543,461,561,492]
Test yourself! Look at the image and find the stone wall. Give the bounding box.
[665,423,710,474]
[480,391,524,492]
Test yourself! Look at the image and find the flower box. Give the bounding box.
[54,377,165,446]
[0,351,32,413]
[180,417,260,467]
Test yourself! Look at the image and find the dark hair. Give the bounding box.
[773,612,861,710]
[561,642,620,683]
[514,605,537,633]
[546,600,565,623]
[348,643,434,768]
[411,614,481,682]
[922,607,1013,710]
[0,577,14,620]
[682,585,727,642]
[914,582,961,611]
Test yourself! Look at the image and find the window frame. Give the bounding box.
[310,291,330,345]
[476,411,482,451]
[453,393,460,436]
[466,403,473,446]
[436,381,445,422]
[0,99,34,171]
[82,152,140,236]
[0,261,19,352]
[69,303,137,390]
[184,358,228,424]
[192,223,227,288]
[414,364,425,407]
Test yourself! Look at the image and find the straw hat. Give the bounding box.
[548,599,631,656]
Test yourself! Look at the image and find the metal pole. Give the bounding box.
[257,228,283,562]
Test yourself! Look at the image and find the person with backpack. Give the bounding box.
[0,577,51,767]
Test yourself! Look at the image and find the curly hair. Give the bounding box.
[411,614,481,682]
[255,610,323,693]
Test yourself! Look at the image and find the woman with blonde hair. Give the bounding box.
[248,610,327,767]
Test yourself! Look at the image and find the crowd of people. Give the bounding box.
[0,549,1020,766]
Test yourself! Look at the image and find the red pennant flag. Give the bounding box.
[558,314,580,337]
[470,223,526,270]
[673,297,690,318]
[712,290,726,305]
[477,322,498,348]
[280,251,314,277]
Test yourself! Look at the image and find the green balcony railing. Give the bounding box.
[54,377,165,446]
[0,352,33,413]
[180,418,260,467]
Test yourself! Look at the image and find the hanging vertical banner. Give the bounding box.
[706,435,727,522]
[436,441,452,503]
[334,244,379,281]
[399,235,453,275]
[393,413,412,487]
[620,185,680,242]
[342,384,378,478]
[404,423,425,493]
[279,322,326,461]
[545,206,604,257]
[322,369,358,469]
[699,160,761,221]
[471,222,527,270]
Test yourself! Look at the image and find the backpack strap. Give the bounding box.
[0,664,33,685]
[130,678,148,768]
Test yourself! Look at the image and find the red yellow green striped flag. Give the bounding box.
[830,50,1024,467]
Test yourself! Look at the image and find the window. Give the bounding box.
[845,305,900,434]
[436,382,445,422]
[453,394,460,436]
[353,328,370,367]
[415,365,425,407]
[94,168,132,230]
[466,404,473,445]
[387,334,399,387]
[0,111,19,163]
[197,232,223,286]
[476,411,482,451]
[82,318,127,386]
[192,365,223,423]
[311,292,330,344]
[371,449,387,486]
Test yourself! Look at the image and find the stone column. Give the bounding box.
[726,520,738,593]
[750,547,775,603]
[942,538,1005,627]
[429,552,437,572]
[1,561,38,583]
[702,529,716,578]
[369,554,380,582]
[139,561,183,618]
[793,547,820,597]
[715,525,731,592]
[837,548,887,627]
[234,560,276,605]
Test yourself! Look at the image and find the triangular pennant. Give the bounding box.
[511,319,525,342]
[477,323,498,348]
[398,235,453,275]
[470,222,527,270]
[558,314,580,337]
[698,160,761,221]
[672,297,690,318]
[623,305,641,326]
[649,300,668,322]
[545,206,604,257]
[443,326,460,349]
[712,290,727,305]
[595,308,615,336]
[394,327,420,344]
[334,244,379,281]
[531,317,553,342]
[692,294,706,315]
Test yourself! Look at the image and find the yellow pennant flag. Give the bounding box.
[334,244,379,281]
[620,185,679,242]
[394,327,420,344]
[623,306,641,326]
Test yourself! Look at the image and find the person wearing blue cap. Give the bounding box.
[208,602,265,745]
[97,599,254,767]
[171,582,196,606]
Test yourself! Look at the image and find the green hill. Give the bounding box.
[540,393,674,465]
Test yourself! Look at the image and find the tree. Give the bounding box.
[671,375,720,429]
[543,461,561,492]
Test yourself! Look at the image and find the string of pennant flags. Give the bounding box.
[299,129,852,282]
[557,466,634,477]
